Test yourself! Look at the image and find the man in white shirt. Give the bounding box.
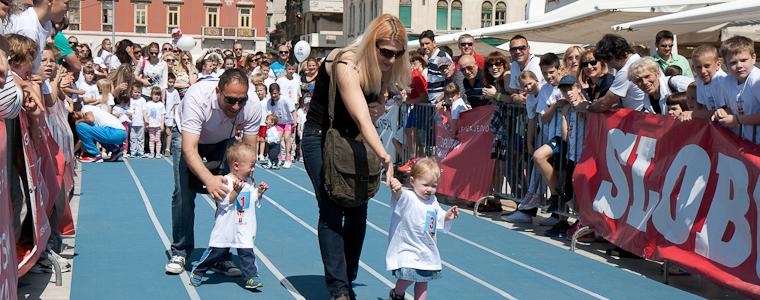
[589,34,646,112]
[6,0,69,72]
[165,68,263,276]
[507,35,546,102]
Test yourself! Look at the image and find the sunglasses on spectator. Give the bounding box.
[375,42,404,59]
[69,41,78,47]
[150,52,159,56]
[460,65,476,73]
[165,59,176,63]
[580,60,598,68]
[659,44,673,49]
[459,42,473,47]
[509,45,528,52]
[279,51,289,54]
[163,47,172,51]
[235,48,243,51]
[182,57,190,61]
[224,95,248,105]
[488,61,504,67]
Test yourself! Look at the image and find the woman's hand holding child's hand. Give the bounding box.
[446,206,459,220]
[389,177,402,193]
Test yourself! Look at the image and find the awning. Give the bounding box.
[612,0,760,32]
[407,0,724,48]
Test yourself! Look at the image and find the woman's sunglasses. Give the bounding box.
[580,60,598,68]
[375,42,404,59]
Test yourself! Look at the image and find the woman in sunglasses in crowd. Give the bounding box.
[302,14,409,300]
[134,42,168,100]
[173,51,196,98]
[578,49,614,102]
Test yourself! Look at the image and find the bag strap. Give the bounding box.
[327,50,349,130]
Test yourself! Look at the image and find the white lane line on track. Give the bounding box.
[282,163,609,300]
[162,157,305,300]
[264,168,516,299]
[123,159,202,300]
[198,194,306,300]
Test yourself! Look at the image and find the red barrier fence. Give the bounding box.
[574,109,760,297]
[0,120,18,300]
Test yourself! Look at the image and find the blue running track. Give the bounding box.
[70,158,699,299]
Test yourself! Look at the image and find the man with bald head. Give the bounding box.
[460,55,488,108]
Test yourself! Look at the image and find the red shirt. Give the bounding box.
[408,69,428,103]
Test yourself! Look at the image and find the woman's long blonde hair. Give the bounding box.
[345,14,411,96]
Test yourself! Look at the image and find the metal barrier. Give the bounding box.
[395,102,438,166]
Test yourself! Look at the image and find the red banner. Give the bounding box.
[574,109,760,297]
[0,120,18,300]
[17,112,55,277]
[437,105,496,202]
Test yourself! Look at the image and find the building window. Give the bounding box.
[206,7,219,27]
[266,13,272,28]
[101,1,113,32]
[349,4,354,35]
[481,1,492,28]
[436,0,448,31]
[135,3,147,33]
[451,0,462,30]
[239,8,251,28]
[495,1,507,25]
[399,0,411,28]
[68,0,80,30]
[167,5,180,34]
[371,0,377,19]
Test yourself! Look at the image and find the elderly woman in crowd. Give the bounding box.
[628,57,693,114]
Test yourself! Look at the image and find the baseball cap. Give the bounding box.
[558,75,579,87]
[435,56,453,69]
[171,28,182,36]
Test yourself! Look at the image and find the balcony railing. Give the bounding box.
[202,27,258,40]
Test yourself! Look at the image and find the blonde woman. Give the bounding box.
[173,50,196,98]
[302,14,410,300]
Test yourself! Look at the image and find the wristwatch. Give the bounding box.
[583,101,591,112]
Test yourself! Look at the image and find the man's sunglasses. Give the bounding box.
[509,45,528,52]
[279,51,289,54]
[459,42,473,47]
[224,95,248,105]
[375,42,404,59]
[580,60,598,68]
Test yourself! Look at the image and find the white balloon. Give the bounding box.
[293,40,311,63]
[176,36,196,51]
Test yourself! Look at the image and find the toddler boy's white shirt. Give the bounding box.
[130,97,147,126]
[208,176,261,249]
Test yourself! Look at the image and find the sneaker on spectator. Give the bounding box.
[244,274,263,289]
[271,163,280,170]
[538,216,560,226]
[212,260,242,277]
[518,193,542,210]
[260,161,271,169]
[190,271,204,286]
[544,220,571,238]
[501,210,532,223]
[257,155,266,162]
[283,160,292,169]
[164,149,171,157]
[165,255,186,274]
[156,153,163,159]
[80,155,103,163]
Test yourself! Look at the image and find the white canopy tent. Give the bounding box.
[612,0,760,41]
[408,0,728,49]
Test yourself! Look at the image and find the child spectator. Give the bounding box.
[666,92,690,118]
[386,157,458,300]
[262,114,281,169]
[445,83,467,137]
[129,84,147,158]
[664,65,683,77]
[266,83,296,168]
[714,35,760,143]
[111,96,132,154]
[254,83,269,162]
[295,98,308,162]
[144,86,166,158]
[164,73,180,156]
[685,45,728,121]
[80,66,100,106]
[509,70,544,214]
[95,78,114,113]
[190,142,269,290]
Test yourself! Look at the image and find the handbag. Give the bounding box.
[187,116,239,194]
[322,51,383,207]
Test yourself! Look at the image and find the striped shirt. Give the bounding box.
[0,73,21,119]
[427,48,452,103]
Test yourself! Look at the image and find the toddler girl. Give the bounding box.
[144,86,166,158]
